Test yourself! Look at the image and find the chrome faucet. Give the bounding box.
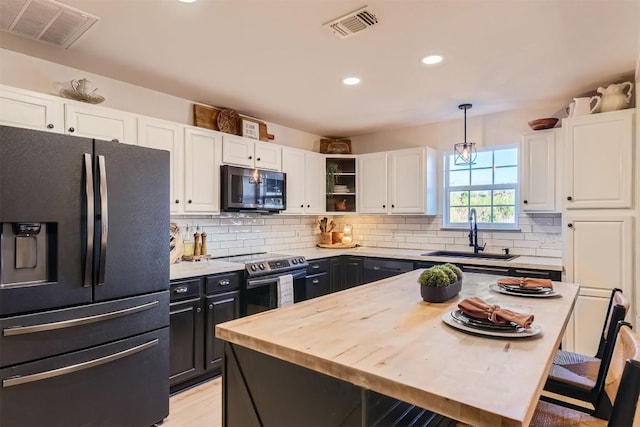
[468,208,486,254]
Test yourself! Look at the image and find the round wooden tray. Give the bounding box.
[316,243,358,249]
[217,108,240,134]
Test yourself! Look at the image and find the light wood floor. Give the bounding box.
[164,378,222,427]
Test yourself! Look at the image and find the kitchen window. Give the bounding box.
[443,145,519,230]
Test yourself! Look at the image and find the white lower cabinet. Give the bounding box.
[183,128,221,213]
[138,117,184,213]
[563,214,634,354]
[65,103,137,144]
[0,85,64,133]
[281,147,324,214]
[520,129,559,212]
[358,147,436,215]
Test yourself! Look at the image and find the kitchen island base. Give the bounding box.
[223,342,456,426]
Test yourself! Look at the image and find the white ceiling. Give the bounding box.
[1,0,639,137]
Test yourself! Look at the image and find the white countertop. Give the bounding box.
[169,246,563,281]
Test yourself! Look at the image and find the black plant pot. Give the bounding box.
[420,279,462,303]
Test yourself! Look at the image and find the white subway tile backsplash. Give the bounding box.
[171,211,562,259]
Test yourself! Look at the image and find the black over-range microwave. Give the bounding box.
[220,165,286,213]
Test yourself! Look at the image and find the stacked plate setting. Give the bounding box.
[333,185,350,193]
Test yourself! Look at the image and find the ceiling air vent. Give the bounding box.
[0,0,99,49]
[323,6,378,39]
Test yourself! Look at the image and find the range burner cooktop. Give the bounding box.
[219,253,308,277]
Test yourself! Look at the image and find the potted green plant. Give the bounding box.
[326,162,340,195]
[418,263,463,303]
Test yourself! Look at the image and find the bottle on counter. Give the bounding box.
[183,225,194,257]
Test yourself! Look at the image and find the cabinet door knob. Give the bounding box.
[175,199,179,204]
[218,279,230,286]
[196,307,202,313]
[391,204,395,208]
[568,223,573,228]
[382,205,386,208]
[188,200,192,204]
[307,204,310,208]
[523,200,528,204]
[209,304,214,310]
[567,196,572,201]
[300,204,304,208]
[312,279,319,284]
[68,127,75,133]
[257,157,261,161]
[248,156,253,160]
[47,123,54,129]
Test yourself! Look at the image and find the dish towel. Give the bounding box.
[497,277,553,289]
[277,274,294,308]
[458,297,534,328]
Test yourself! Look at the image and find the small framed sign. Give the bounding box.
[242,119,259,140]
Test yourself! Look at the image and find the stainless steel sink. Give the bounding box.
[421,250,519,261]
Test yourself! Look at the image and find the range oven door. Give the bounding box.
[244,269,306,316]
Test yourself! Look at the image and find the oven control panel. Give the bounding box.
[246,257,308,275]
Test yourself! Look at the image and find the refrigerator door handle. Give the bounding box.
[83,153,94,288]
[97,155,108,286]
[3,300,159,336]
[2,339,158,387]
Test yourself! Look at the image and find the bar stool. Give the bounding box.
[531,322,640,426]
[543,289,629,418]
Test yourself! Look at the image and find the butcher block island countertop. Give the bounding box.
[216,270,580,427]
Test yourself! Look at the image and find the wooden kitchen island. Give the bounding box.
[216,270,579,427]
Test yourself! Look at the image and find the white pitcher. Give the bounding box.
[572,96,601,116]
[597,82,633,113]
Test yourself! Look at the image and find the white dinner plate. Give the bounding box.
[489,284,561,298]
[442,310,542,338]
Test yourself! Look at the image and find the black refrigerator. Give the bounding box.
[0,125,170,427]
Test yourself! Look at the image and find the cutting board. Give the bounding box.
[193,104,274,142]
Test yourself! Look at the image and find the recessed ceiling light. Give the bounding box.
[178,0,197,3]
[421,55,443,65]
[343,77,361,85]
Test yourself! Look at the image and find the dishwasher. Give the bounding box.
[362,258,414,283]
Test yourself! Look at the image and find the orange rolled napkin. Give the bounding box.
[497,277,553,290]
[458,297,534,329]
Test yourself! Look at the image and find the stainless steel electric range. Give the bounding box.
[218,253,308,316]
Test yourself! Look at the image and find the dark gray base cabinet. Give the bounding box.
[330,256,363,292]
[206,291,240,371]
[169,295,203,386]
[169,272,240,392]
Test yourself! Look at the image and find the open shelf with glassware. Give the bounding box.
[325,156,357,213]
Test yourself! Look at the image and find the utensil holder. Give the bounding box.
[320,232,332,245]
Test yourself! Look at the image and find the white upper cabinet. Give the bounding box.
[359,147,436,215]
[221,134,281,171]
[563,109,633,209]
[0,85,64,133]
[281,147,324,214]
[389,147,436,214]
[282,147,305,214]
[358,152,388,214]
[183,127,221,213]
[65,103,137,144]
[137,117,184,213]
[520,129,558,212]
[304,151,326,214]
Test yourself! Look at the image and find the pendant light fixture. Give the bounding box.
[454,103,477,165]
